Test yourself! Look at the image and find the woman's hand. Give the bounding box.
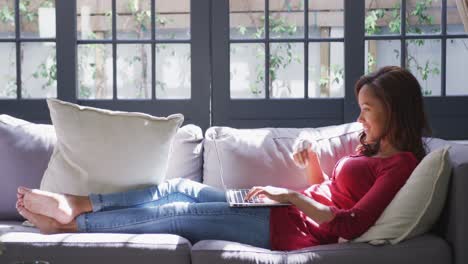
[292,138,314,168]
[244,186,293,203]
[292,138,328,185]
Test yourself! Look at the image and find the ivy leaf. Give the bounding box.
[0,6,14,24]
[238,26,247,35]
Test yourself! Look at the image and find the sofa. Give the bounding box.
[0,117,467,264]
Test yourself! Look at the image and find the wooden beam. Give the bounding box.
[368,40,377,72]
[319,27,330,97]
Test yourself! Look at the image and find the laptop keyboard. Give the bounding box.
[230,189,262,204]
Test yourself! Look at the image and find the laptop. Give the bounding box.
[213,139,291,208]
[225,188,291,207]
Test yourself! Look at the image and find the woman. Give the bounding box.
[16,66,430,251]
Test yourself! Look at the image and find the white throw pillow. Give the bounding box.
[354,147,452,244]
[40,98,184,195]
[202,122,362,190]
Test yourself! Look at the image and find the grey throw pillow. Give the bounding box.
[0,115,56,220]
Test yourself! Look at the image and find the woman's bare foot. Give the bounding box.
[18,186,92,224]
[16,204,78,234]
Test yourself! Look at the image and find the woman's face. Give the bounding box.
[357,84,388,144]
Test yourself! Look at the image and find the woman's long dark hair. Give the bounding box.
[355,66,431,161]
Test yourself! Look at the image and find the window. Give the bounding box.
[0,0,57,99]
[76,0,191,100]
[229,0,344,99]
[361,0,468,138]
[0,0,210,128]
[212,0,346,128]
[364,0,468,96]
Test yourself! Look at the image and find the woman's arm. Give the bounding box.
[304,150,329,185]
[288,190,334,224]
[245,186,335,224]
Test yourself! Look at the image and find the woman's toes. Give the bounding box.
[17,186,31,195]
[17,205,32,220]
[17,206,61,234]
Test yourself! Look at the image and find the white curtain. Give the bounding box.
[456,0,468,32]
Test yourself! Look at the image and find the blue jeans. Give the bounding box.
[76,178,271,249]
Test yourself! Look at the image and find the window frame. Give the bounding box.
[0,0,57,122]
[0,0,211,130]
[212,0,360,128]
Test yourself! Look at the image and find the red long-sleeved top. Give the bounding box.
[269,152,418,251]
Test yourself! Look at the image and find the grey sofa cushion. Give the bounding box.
[0,115,56,220]
[191,234,450,264]
[166,124,204,183]
[0,221,192,264]
[426,139,468,264]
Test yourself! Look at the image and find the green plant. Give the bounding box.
[409,0,435,34]
[319,64,344,96]
[40,0,54,8]
[239,12,300,96]
[0,5,14,26]
[124,0,179,98]
[20,0,37,22]
[237,0,344,97]
[79,43,112,99]
[365,9,385,35]
[365,0,440,95]
[32,52,57,91]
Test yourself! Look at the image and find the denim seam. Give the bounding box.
[173,191,201,203]
[86,212,269,231]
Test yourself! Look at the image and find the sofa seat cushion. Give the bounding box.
[0,221,191,264]
[191,234,450,264]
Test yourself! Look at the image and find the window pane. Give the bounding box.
[447,0,468,34]
[117,44,152,99]
[21,42,56,98]
[270,42,303,98]
[309,0,344,38]
[446,39,468,95]
[0,1,15,38]
[406,0,441,35]
[230,0,265,39]
[230,43,265,99]
[406,39,441,96]
[77,0,112,40]
[117,0,151,39]
[77,44,113,99]
[269,0,304,39]
[156,0,190,40]
[365,40,400,73]
[308,42,344,98]
[156,44,191,99]
[20,0,56,38]
[365,0,401,35]
[0,43,16,98]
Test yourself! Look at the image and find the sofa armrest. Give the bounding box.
[428,139,468,264]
